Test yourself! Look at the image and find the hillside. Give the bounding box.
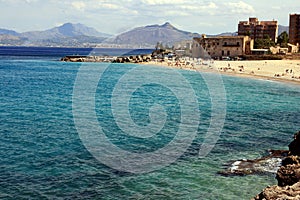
[0,23,110,47]
[111,22,201,47]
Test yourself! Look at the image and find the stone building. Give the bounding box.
[192,35,253,59]
[238,17,278,42]
[289,14,300,45]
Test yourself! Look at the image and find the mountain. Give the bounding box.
[21,23,111,42]
[0,23,112,47]
[0,28,20,36]
[278,25,289,35]
[207,32,238,37]
[111,22,201,47]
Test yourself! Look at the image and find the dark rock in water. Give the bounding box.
[218,150,289,176]
[276,163,300,187]
[289,131,300,156]
[252,181,300,200]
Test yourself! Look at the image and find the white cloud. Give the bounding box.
[180,2,217,11]
[142,0,184,5]
[225,1,255,14]
[71,1,86,11]
[100,3,120,9]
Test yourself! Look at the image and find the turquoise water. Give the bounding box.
[0,59,299,199]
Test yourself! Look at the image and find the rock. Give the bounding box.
[218,150,288,176]
[252,182,300,200]
[276,158,300,186]
[252,131,300,199]
[289,131,300,156]
[282,156,300,166]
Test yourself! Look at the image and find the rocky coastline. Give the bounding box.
[252,131,300,199]
[219,131,300,199]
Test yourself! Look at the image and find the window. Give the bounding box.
[222,50,224,56]
[224,42,227,46]
[227,51,230,56]
[237,42,240,46]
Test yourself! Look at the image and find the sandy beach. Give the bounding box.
[144,59,300,84]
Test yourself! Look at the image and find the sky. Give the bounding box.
[1,0,299,35]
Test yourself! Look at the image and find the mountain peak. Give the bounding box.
[113,22,201,47]
[161,22,173,28]
[52,22,111,37]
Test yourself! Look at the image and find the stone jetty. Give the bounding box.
[60,54,152,63]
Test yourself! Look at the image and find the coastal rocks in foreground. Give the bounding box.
[252,182,300,200]
[253,131,300,200]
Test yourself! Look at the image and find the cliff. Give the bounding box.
[253,131,300,200]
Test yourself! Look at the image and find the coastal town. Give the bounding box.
[1,1,300,200]
[61,14,300,84]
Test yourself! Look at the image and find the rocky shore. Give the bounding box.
[60,54,152,63]
[219,131,300,199]
[252,131,300,199]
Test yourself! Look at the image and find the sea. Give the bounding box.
[0,46,299,199]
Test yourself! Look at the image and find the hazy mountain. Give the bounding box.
[21,23,111,41]
[0,23,111,47]
[207,32,238,37]
[278,25,289,35]
[111,22,201,47]
[0,34,27,46]
[0,28,20,36]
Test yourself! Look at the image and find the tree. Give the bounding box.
[254,35,275,49]
[277,31,289,48]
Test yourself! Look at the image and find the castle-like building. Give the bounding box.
[238,18,278,42]
[192,35,253,59]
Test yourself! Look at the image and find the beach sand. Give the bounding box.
[143,59,300,85]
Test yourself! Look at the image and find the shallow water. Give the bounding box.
[0,58,299,199]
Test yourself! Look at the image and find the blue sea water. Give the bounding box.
[0,47,300,199]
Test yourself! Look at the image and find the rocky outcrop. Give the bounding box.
[276,163,300,187]
[289,131,300,156]
[253,131,300,200]
[219,150,288,176]
[253,182,300,200]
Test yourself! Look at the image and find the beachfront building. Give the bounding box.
[192,35,253,59]
[238,17,278,42]
[289,14,300,45]
[173,40,193,56]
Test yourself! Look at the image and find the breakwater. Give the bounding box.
[60,54,152,63]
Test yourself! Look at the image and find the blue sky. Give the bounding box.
[1,0,299,35]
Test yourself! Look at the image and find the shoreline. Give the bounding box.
[141,60,300,85]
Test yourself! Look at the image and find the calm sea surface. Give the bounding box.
[0,47,299,199]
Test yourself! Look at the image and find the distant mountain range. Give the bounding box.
[0,22,291,48]
[0,23,111,47]
[278,25,289,35]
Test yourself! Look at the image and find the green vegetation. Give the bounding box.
[277,31,289,48]
[254,35,275,49]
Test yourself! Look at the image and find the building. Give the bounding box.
[238,17,278,42]
[173,40,193,56]
[192,35,253,59]
[289,14,300,45]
